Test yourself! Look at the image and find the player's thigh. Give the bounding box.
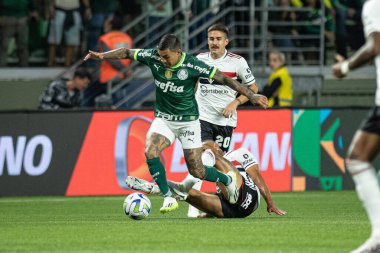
[200,120,214,142]
[348,107,380,161]
[174,120,203,171]
[348,131,380,161]
[174,120,202,149]
[187,189,224,218]
[145,118,175,157]
[213,125,234,153]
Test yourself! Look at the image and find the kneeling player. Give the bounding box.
[126,142,286,218]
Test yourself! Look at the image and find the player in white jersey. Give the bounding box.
[184,23,260,217]
[126,141,286,218]
[196,23,258,152]
[332,1,380,252]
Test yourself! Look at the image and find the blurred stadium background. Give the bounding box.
[0,0,374,110]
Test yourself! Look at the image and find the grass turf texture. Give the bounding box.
[0,191,368,253]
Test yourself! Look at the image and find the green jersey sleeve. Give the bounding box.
[190,56,217,79]
[134,48,157,65]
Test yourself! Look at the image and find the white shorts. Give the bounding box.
[147,118,202,149]
[47,9,81,46]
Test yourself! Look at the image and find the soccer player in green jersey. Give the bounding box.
[84,34,268,213]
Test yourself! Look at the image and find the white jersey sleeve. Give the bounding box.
[362,0,380,106]
[195,51,256,127]
[224,147,259,171]
[362,0,380,37]
[236,57,255,85]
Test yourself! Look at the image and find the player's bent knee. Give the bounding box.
[202,149,216,166]
[188,168,205,179]
[345,158,373,175]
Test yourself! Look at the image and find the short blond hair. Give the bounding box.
[269,49,286,64]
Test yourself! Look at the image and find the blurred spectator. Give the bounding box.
[118,0,141,37]
[291,0,332,8]
[269,0,298,63]
[227,0,250,48]
[189,0,220,51]
[261,50,293,107]
[297,0,335,63]
[47,0,91,67]
[86,0,119,55]
[98,15,132,84]
[118,0,140,27]
[0,0,38,67]
[82,15,132,107]
[144,0,173,47]
[29,0,50,61]
[39,68,91,109]
[331,0,364,58]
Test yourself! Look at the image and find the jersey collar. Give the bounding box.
[209,49,228,61]
[170,52,186,69]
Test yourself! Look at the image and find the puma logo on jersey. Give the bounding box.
[154,64,160,71]
[154,79,184,93]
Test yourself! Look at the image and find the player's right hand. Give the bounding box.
[267,205,287,216]
[332,54,346,79]
[250,94,268,109]
[84,51,104,61]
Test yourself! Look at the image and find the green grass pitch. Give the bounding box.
[0,191,369,253]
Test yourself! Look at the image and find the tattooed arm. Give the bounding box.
[84,47,137,61]
[213,70,268,108]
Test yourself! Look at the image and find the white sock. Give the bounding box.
[347,159,380,237]
[181,173,201,192]
[182,173,203,217]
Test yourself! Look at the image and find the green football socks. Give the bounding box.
[147,157,171,197]
[203,165,231,186]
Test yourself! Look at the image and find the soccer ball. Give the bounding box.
[123,193,151,220]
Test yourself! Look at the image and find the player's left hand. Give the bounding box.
[249,94,268,109]
[332,54,346,79]
[84,50,104,61]
[223,101,239,118]
[267,205,287,216]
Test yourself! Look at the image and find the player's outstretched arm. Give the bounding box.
[84,47,138,61]
[213,70,268,108]
[246,164,286,216]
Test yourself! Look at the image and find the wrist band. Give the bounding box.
[236,97,243,105]
[340,61,350,75]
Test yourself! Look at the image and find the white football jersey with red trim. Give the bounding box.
[224,147,259,191]
[224,147,259,176]
[196,50,255,127]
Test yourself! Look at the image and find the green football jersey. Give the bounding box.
[134,49,216,121]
